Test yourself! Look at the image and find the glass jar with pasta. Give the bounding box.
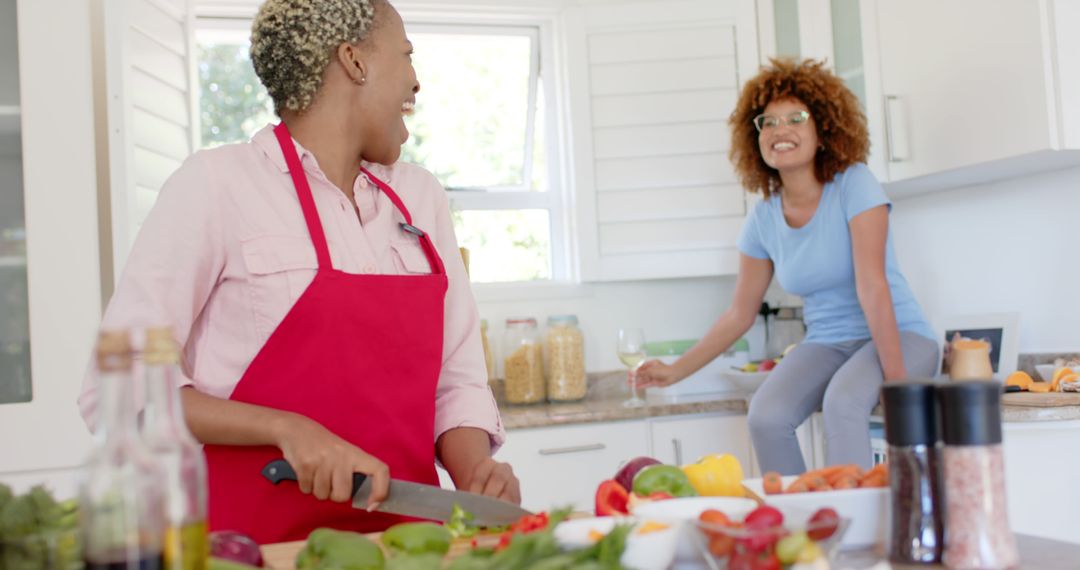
[502,318,544,404]
[544,315,586,402]
[480,319,496,384]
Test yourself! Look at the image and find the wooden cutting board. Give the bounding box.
[1002,391,1080,407]
[261,534,497,569]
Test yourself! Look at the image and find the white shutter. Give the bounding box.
[102,0,197,281]
[566,0,758,282]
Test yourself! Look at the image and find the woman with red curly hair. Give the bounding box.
[637,59,938,473]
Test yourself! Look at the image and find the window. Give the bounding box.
[194,19,569,284]
[402,24,566,284]
[195,22,274,148]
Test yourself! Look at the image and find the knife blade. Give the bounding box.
[261,459,533,526]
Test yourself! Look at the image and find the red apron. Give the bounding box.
[204,123,447,544]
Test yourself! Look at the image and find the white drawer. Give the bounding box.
[495,420,650,512]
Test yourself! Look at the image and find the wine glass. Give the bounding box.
[617,328,647,408]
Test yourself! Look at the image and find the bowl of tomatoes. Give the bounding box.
[693,504,848,569]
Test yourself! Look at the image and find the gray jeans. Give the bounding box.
[747,331,940,475]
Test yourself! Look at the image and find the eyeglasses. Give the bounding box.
[753,110,811,132]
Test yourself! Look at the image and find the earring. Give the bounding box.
[357,76,367,85]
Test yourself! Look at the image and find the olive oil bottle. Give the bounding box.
[80,330,167,570]
[142,327,209,570]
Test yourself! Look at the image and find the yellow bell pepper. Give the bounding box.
[681,453,745,497]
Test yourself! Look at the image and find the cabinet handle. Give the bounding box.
[883,95,908,162]
[672,438,683,465]
[538,443,606,455]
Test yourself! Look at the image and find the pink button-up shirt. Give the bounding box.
[78,125,505,449]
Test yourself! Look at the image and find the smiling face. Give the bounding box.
[352,3,420,164]
[756,98,819,175]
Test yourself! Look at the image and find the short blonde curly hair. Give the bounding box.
[729,58,869,198]
[250,0,386,114]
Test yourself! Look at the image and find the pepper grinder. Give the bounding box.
[882,381,944,564]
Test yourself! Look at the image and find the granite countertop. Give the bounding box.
[494,373,1080,430]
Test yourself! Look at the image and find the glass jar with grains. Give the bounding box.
[544,315,586,402]
[502,318,544,404]
[480,319,495,384]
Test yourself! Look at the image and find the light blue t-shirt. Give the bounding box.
[737,163,934,344]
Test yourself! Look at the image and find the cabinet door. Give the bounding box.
[494,421,650,512]
[868,0,1056,182]
[0,0,100,488]
[649,414,753,473]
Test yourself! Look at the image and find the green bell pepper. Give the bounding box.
[381,522,451,556]
[631,464,698,498]
[295,528,385,570]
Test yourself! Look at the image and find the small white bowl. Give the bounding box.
[630,496,758,565]
[743,476,889,550]
[553,516,679,570]
[720,370,771,394]
[1035,364,1079,382]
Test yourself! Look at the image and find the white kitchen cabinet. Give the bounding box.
[0,0,101,483]
[761,0,1080,196]
[648,413,752,471]
[862,0,1080,195]
[1003,420,1080,545]
[493,420,650,513]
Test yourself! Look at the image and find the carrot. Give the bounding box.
[833,475,858,490]
[814,483,834,492]
[826,465,861,486]
[786,481,809,493]
[859,463,887,483]
[806,476,829,492]
[859,472,887,488]
[763,472,784,495]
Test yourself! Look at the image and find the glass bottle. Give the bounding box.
[479,319,496,385]
[882,381,944,564]
[502,318,544,404]
[544,315,586,402]
[142,328,208,570]
[80,330,166,570]
[938,381,1019,570]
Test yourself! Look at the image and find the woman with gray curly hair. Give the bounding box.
[78,0,519,542]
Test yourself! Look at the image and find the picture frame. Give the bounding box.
[936,313,1020,380]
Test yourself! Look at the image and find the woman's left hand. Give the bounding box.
[466,457,521,505]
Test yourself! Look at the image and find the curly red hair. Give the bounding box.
[729,59,869,198]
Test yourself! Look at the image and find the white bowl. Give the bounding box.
[630,496,758,565]
[720,370,770,394]
[553,516,679,570]
[1035,364,1079,382]
[743,476,889,550]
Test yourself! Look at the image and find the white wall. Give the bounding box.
[891,166,1080,352]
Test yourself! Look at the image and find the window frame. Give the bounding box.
[402,20,572,284]
[191,11,575,285]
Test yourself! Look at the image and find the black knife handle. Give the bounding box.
[261,459,369,496]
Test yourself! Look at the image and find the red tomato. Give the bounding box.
[594,479,630,516]
[744,505,784,529]
[753,551,782,570]
[708,534,736,558]
[807,507,840,541]
[728,551,758,570]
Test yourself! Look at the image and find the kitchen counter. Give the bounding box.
[493,372,748,430]
[495,373,1080,430]
[261,533,1080,569]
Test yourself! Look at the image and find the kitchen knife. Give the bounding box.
[261,459,533,526]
